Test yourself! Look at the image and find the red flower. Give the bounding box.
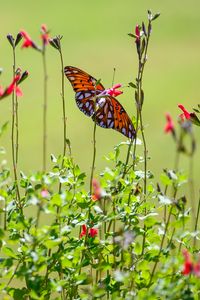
[164,113,175,133]
[0,73,23,100]
[182,249,193,275]
[135,25,140,42]
[20,30,38,50]
[80,224,87,238]
[6,74,20,94]
[106,83,123,97]
[80,225,98,238]
[91,178,102,201]
[178,104,191,120]
[41,24,49,45]
[89,228,98,238]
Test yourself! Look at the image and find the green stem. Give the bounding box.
[193,192,200,248]
[59,47,67,160]
[11,48,21,210]
[42,49,48,172]
[148,205,173,287]
[90,120,97,194]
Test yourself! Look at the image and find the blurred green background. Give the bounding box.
[0,0,200,195]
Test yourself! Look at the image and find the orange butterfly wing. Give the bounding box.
[93,96,135,140]
[64,66,104,116]
[64,66,135,139]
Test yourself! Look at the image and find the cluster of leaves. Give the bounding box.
[0,135,199,299]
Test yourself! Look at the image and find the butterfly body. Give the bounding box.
[64,66,135,139]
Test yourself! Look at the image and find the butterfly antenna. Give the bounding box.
[112,67,116,86]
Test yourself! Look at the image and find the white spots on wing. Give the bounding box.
[110,121,114,128]
[98,97,106,107]
[85,92,91,98]
[69,76,75,81]
[107,119,113,127]
[85,102,89,108]
[78,103,83,108]
[72,70,78,73]
[122,128,126,136]
[76,92,84,100]
[128,132,132,138]
[129,124,133,130]
[99,121,105,128]
[65,70,71,75]
[98,114,103,119]
[108,111,112,119]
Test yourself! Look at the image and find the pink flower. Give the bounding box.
[178,104,191,120]
[164,113,175,133]
[80,225,98,238]
[20,30,38,50]
[41,24,49,45]
[135,25,140,42]
[106,83,123,97]
[41,189,49,198]
[91,178,102,201]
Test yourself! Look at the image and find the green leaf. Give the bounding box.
[129,82,137,89]
[2,246,18,259]
[0,121,9,138]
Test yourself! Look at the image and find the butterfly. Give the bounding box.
[64,66,135,139]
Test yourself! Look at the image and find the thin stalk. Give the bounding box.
[189,155,195,228]
[193,192,200,248]
[15,93,19,165]
[57,41,68,196]
[148,205,173,287]
[11,48,21,209]
[59,46,67,160]
[42,49,48,172]
[90,117,97,194]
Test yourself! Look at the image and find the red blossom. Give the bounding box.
[20,30,38,49]
[91,178,102,201]
[80,225,98,238]
[135,25,140,42]
[106,83,123,97]
[5,74,21,95]
[41,24,49,45]
[164,113,175,133]
[89,228,98,238]
[182,249,193,275]
[178,104,191,120]
[0,71,28,100]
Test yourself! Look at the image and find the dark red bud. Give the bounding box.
[7,34,15,48]
[15,32,23,47]
[18,71,29,85]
